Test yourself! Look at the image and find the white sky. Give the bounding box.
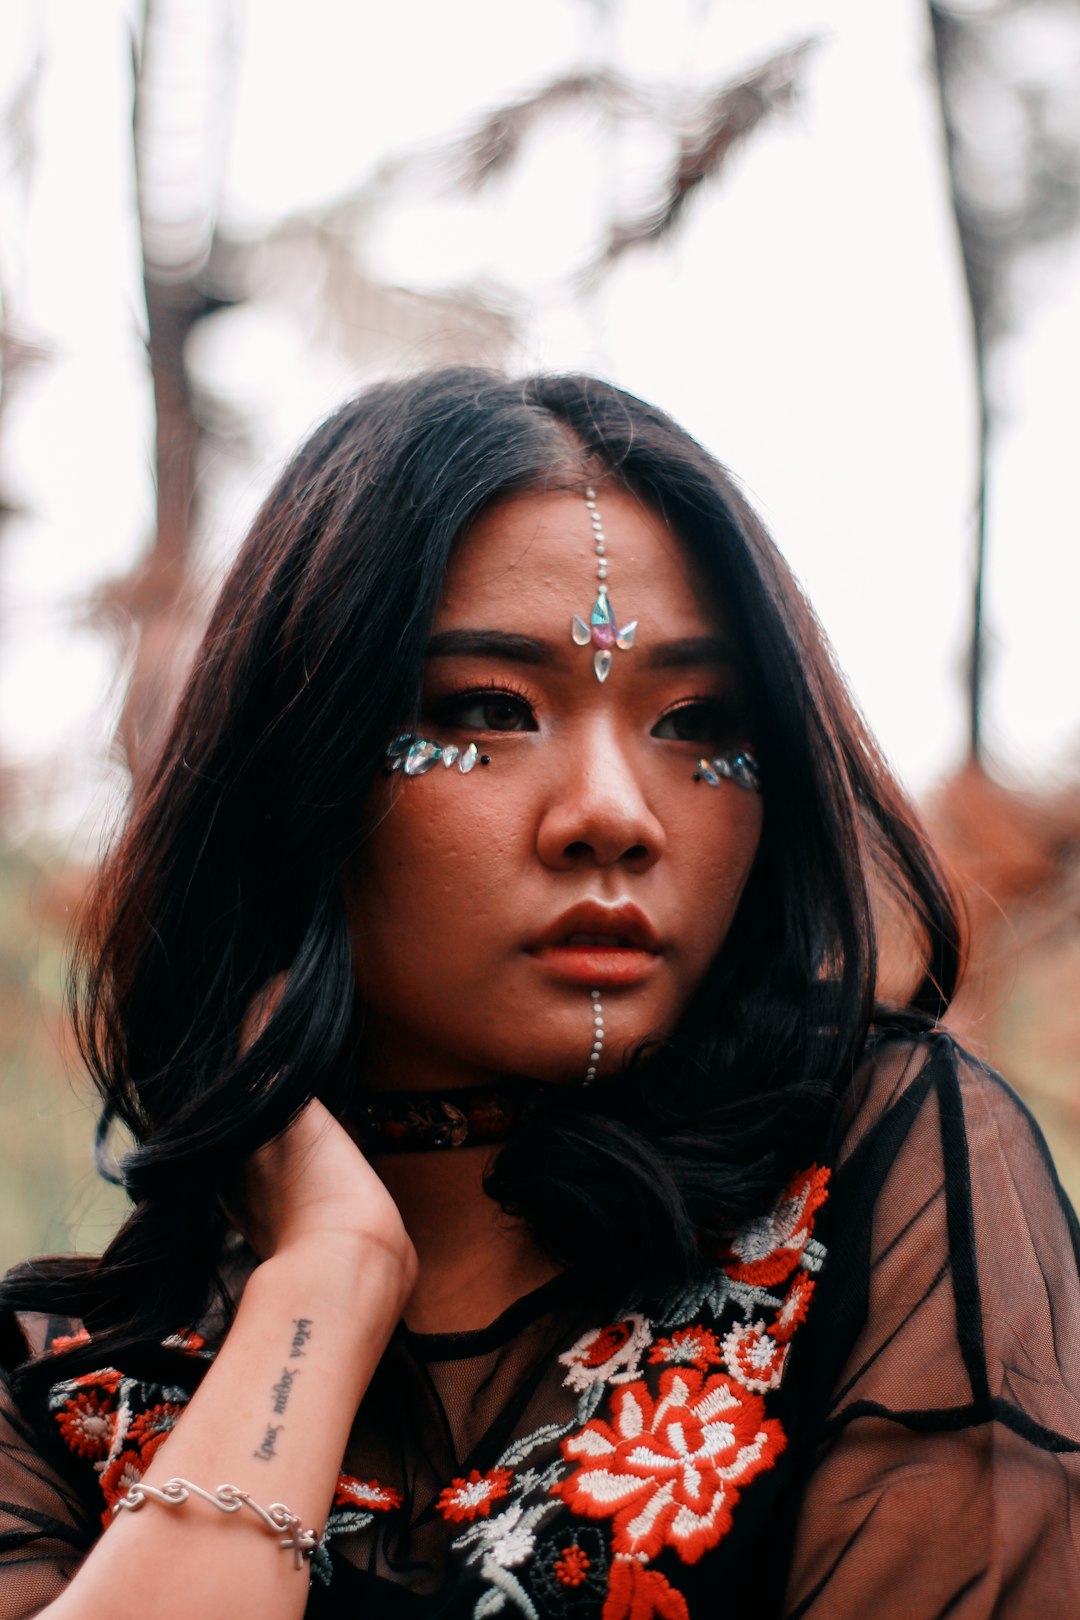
[0,0,1077,852]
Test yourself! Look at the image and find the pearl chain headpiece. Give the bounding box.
[571,486,637,682]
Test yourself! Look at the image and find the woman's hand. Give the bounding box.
[46,1096,414,1620]
[229,1098,418,1301]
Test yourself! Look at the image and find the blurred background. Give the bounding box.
[1,0,1078,1273]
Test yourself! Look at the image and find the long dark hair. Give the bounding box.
[3,367,961,1392]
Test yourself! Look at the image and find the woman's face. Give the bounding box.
[343,485,763,1091]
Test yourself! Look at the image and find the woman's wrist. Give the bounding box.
[252,1232,415,1349]
[39,1215,413,1620]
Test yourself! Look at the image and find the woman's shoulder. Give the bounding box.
[834,1021,1070,1191]
[781,1027,1080,1615]
[822,1022,1080,1376]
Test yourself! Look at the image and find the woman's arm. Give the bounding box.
[35,1102,417,1620]
[780,1039,1080,1617]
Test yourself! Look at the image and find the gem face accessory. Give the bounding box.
[385,734,491,776]
[585,989,604,1083]
[694,749,762,793]
[571,486,637,683]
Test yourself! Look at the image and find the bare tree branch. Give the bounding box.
[452,71,646,190]
[594,38,816,271]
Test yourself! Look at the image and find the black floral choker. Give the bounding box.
[353,1082,545,1154]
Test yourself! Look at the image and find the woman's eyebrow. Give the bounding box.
[425,629,738,669]
[642,635,738,670]
[425,629,555,664]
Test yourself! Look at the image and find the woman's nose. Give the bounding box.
[535,724,666,873]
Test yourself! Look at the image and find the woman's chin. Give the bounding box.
[491,1038,639,1089]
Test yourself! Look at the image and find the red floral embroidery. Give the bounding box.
[99,1451,145,1517]
[98,1428,171,1525]
[54,1387,118,1460]
[48,1328,90,1354]
[127,1402,183,1456]
[71,1368,122,1394]
[162,1329,206,1355]
[555,1366,785,1565]
[724,1165,830,1287]
[720,1320,788,1393]
[648,1327,721,1371]
[554,1542,592,1587]
[587,1324,634,1365]
[436,1466,513,1523]
[560,1315,652,1392]
[334,1474,403,1513]
[772,1271,816,1343]
[603,1556,690,1620]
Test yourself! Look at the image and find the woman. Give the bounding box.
[1,368,1077,1619]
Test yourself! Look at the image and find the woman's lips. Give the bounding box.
[528,902,664,984]
[528,944,660,985]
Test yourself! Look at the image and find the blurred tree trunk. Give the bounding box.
[926,0,1080,767]
[0,52,45,816]
[927,1,992,766]
[106,0,236,778]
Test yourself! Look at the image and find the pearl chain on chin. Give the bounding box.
[586,990,604,1083]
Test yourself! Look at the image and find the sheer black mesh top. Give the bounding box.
[3,1034,1080,1617]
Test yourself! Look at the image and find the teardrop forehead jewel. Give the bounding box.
[571,486,637,682]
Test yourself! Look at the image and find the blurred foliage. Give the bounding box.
[0,847,126,1275]
[932,762,1080,1198]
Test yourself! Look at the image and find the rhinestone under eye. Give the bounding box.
[694,751,762,793]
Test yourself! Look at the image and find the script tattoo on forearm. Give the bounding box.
[252,1318,313,1461]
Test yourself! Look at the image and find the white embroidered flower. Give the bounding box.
[474,1502,536,1568]
[558,1314,652,1392]
[721,1319,789,1393]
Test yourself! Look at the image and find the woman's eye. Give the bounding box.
[433,692,538,732]
[652,700,744,745]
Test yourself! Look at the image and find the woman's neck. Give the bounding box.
[366,1145,563,1335]
[348,1027,562,1334]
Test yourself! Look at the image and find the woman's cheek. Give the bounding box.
[344,788,520,989]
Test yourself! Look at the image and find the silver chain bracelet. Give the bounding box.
[112,1477,321,1571]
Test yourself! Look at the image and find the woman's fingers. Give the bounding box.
[229,1099,418,1288]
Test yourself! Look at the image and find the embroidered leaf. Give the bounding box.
[497,1422,574,1469]
[477,1560,538,1618]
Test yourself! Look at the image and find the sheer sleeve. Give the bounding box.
[0,1319,95,1618]
[781,1035,1080,1617]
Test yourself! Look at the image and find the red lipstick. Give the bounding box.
[528,901,663,987]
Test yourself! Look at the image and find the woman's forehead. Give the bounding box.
[434,487,723,641]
